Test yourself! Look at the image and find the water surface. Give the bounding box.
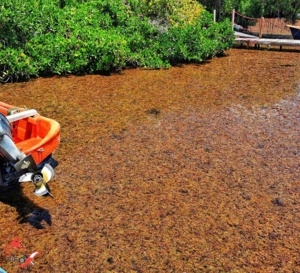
[0,48,299,272]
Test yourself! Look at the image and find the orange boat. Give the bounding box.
[0,101,60,196]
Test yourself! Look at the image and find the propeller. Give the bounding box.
[31,164,54,197]
[17,155,54,197]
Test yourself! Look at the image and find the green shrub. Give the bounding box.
[128,0,205,26]
[0,47,37,82]
[0,0,234,82]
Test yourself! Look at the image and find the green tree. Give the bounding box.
[246,0,300,22]
[197,0,300,22]
[197,0,225,20]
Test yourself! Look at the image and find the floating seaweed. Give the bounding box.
[0,48,300,272]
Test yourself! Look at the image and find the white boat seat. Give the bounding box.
[6,109,38,123]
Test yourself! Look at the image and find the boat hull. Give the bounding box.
[0,102,60,165]
[287,25,300,40]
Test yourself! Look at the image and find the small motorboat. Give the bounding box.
[287,24,300,40]
[0,101,60,196]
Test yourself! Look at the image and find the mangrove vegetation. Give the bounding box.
[0,0,234,82]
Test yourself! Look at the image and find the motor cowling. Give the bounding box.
[0,112,25,163]
[0,112,12,137]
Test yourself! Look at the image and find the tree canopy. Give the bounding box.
[198,0,300,22]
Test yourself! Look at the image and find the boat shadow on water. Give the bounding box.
[0,185,52,229]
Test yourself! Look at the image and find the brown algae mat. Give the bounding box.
[0,48,300,272]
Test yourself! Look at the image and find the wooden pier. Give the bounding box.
[234,31,300,50]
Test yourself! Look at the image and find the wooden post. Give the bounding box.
[231,9,235,30]
[214,9,216,22]
[259,17,264,38]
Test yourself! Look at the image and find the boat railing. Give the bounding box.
[6,109,38,123]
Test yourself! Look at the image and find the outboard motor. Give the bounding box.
[0,113,53,195]
[0,113,34,189]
